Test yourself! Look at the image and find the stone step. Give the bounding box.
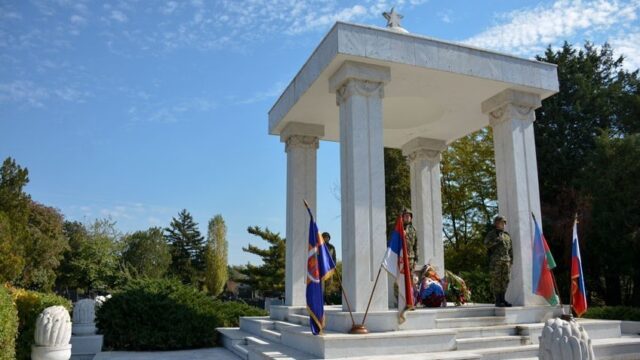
[434,306,497,319]
[288,313,310,326]
[246,342,316,360]
[456,335,529,351]
[472,344,539,360]
[260,328,281,343]
[592,336,640,359]
[455,325,518,339]
[437,316,507,329]
[517,318,622,344]
[217,328,254,360]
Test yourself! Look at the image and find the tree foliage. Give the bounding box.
[384,148,411,232]
[121,227,171,279]
[56,219,121,295]
[164,209,205,285]
[238,226,285,296]
[535,42,640,305]
[204,215,228,296]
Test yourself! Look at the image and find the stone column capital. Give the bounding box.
[335,79,385,105]
[401,137,447,163]
[280,122,323,153]
[481,89,542,125]
[283,135,319,152]
[329,61,390,106]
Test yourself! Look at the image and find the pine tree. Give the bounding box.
[204,214,228,296]
[238,226,285,296]
[164,209,205,285]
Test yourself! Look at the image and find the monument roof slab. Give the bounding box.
[269,22,558,147]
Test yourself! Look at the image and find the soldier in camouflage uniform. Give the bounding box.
[402,208,418,271]
[484,215,513,307]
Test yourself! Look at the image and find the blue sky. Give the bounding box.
[1,0,639,266]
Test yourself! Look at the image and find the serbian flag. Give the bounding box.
[571,219,588,317]
[304,203,336,335]
[382,216,414,323]
[532,214,559,305]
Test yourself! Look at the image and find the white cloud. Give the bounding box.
[464,0,639,56]
[110,10,128,23]
[70,14,86,25]
[0,80,90,107]
[437,10,452,24]
[161,1,179,15]
[610,30,640,70]
[233,81,287,105]
[129,97,217,123]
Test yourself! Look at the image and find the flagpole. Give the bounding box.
[302,200,359,333]
[357,265,384,334]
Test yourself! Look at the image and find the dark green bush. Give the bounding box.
[0,286,18,360]
[8,287,71,360]
[96,278,221,350]
[584,306,640,321]
[457,269,492,304]
[212,300,267,327]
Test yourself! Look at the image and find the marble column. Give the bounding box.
[402,138,447,277]
[481,89,546,306]
[329,61,390,312]
[281,122,324,306]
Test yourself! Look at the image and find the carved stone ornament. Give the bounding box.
[285,135,319,152]
[336,79,384,106]
[406,149,441,163]
[32,306,72,360]
[539,318,595,360]
[72,299,97,335]
[488,103,536,126]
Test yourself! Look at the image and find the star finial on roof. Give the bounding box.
[383,7,408,33]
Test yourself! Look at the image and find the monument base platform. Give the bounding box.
[218,304,640,359]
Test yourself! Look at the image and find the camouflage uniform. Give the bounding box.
[404,223,418,271]
[484,228,513,295]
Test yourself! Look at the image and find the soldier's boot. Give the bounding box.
[502,293,512,307]
[495,293,504,307]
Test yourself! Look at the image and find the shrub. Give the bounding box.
[96,278,221,350]
[0,285,18,360]
[457,270,493,304]
[8,287,71,360]
[584,306,640,321]
[212,300,267,327]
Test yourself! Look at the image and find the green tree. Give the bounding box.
[384,148,411,232]
[164,209,205,285]
[121,227,171,279]
[534,42,640,304]
[204,215,228,296]
[441,128,497,273]
[0,157,30,283]
[57,219,121,295]
[17,201,68,291]
[239,226,285,296]
[583,133,640,306]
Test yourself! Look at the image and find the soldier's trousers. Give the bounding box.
[490,260,511,294]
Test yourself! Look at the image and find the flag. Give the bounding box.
[532,214,559,305]
[571,219,588,317]
[305,203,336,335]
[381,216,414,323]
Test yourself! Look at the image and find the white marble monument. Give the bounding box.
[539,318,595,360]
[70,299,104,360]
[32,306,72,360]
[218,12,640,360]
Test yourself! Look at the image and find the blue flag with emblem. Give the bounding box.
[304,201,336,335]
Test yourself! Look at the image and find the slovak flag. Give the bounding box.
[571,218,588,317]
[305,204,336,335]
[382,216,414,323]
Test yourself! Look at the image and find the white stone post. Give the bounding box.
[482,89,546,306]
[281,122,324,306]
[402,138,447,277]
[330,61,390,312]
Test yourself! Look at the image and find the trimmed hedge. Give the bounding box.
[212,300,267,327]
[0,285,18,360]
[584,306,640,321]
[96,278,220,350]
[8,287,71,360]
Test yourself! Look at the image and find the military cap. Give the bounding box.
[402,208,413,216]
[494,215,507,223]
[321,232,331,239]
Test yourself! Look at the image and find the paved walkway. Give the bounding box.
[94,347,241,360]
